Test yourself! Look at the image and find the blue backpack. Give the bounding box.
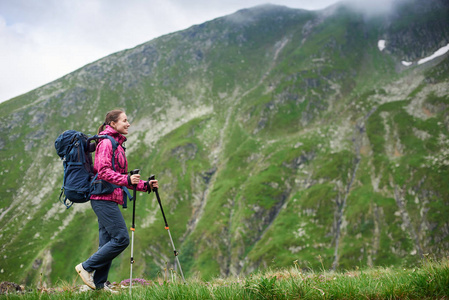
[55,130,132,209]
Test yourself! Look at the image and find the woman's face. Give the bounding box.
[111,113,130,135]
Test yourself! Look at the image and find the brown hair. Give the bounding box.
[97,110,125,134]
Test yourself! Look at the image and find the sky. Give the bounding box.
[0,0,403,103]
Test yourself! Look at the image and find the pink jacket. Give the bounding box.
[90,125,148,205]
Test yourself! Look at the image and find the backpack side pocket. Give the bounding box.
[90,179,116,195]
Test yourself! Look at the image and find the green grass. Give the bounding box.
[3,257,448,299]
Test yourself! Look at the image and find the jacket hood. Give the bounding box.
[99,125,127,145]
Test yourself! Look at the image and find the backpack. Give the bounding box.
[55,130,132,209]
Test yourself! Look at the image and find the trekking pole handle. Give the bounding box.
[149,174,157,192]
[130,169,140,177]
[130,169,140,188]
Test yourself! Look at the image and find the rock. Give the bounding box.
[0,281,22,294]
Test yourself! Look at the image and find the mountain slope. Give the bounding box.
[0,0,448,285]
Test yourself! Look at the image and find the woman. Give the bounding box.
[75,109,158,291]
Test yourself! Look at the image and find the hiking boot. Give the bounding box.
[75,263,96,290]
[103,281,118,293]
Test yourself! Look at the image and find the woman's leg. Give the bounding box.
[92,219,112,289]
[82,200,129,287]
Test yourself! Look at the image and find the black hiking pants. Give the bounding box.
[82,200,129,289]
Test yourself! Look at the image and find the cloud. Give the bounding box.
[0,0,342,103]
[0,14,47,102]
[0,0,183,102]
[343,0,411,16]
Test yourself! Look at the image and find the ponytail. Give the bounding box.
[97,122,107,135]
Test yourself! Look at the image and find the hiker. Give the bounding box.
[75,109,158,291]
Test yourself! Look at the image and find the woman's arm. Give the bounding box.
[96,139,159,192]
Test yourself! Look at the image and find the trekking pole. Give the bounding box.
[149,175,186,284]
[129,169,140,295]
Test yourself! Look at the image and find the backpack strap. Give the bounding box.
[102,135,119,172]
[121,187,132,208]
[92,135,133,208]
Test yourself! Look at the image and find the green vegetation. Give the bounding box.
[2,258,448,299]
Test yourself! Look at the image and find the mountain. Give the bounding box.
[0,0,448,285]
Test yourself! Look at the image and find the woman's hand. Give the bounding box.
[130,174,141,185]
[149,180,158,189]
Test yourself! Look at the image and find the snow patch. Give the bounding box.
[400,43,449,67]
[418,43,449,65]
[378,40,386,51]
